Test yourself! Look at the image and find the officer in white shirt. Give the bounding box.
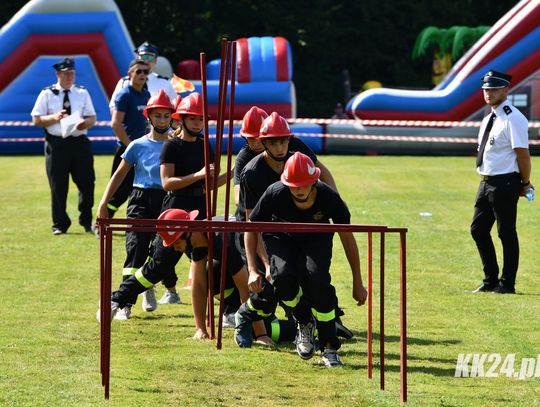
[31,57,97,235]
[471,70,533,294]
[109,41,177,109]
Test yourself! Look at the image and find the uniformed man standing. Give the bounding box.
[471,70,533,294]
[31,57,97,235]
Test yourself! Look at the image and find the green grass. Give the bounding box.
[1,155,539,406]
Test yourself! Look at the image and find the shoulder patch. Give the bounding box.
[155,74,170,80]
[43,85,59,95]
[74,84,86,90]
[503,105,512,115]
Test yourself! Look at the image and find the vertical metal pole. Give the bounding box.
[380,232,385,391]
[103,226,113,399]
[217,41,237,350]
[200,51,215,338]
[367,232,373,379]
[400,231,407,403]
[99,222,105,380]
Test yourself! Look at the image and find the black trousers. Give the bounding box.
[470,173,521,289]
[113,235,183,306]
[107,144,134,217]
[266,232,339,349]
[122,187,167,280]
[44,134,95,231]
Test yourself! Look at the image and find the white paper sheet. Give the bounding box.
[60,111,81,138]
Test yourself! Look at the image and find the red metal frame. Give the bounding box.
[97,218,407,402]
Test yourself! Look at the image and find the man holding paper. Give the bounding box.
[31,57,97,235]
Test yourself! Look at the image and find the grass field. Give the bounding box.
[1,154,539,406]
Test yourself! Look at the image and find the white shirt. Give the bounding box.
[31,83,96,137]
[108,72,177,109]
[477,100,529,176]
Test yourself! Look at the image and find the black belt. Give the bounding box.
[169,187,205,197]
[480,172,518,181]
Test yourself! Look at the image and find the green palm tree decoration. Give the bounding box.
[451,25,491,60]
[412,25,491,85]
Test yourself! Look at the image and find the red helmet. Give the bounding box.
[259,112,292,138]
[158,208,199,247]
[240,106,268,138]
[173,95,183,112]
[281,152,321,187]
[171,92,204,120]
[143,89,174,119]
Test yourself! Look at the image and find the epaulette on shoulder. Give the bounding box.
[43,85,59,95]
[503,105,512,115]
[74,84,86,90]
[155,74,170,80]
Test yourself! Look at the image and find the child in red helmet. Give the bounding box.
[97,90,177,320]
[240,148,368,367]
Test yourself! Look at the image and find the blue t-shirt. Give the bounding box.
[114,85,150,143]
[121,136,164,189]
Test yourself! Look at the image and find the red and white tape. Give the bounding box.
[2,118,540,128]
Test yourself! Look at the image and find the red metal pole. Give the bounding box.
[400,231,407,403]
[99,223,104,379]
[209,39,229,337]
[103,226,113,399]
[200,53,211,223]
[217,41,237,350]
[367,232,373,379]
[380,232,385,391]
[212,39,230,217]
[200,51,215,338]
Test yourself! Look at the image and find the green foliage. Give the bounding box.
[412,26,446,58]
[1,154,539,406]
[452,25,491,60]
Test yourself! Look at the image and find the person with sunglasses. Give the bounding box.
[109,41,177,112]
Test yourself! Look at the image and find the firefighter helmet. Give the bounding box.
[171,92,204,120]
[281,152,320,187]
[143,89,174,119]
[158,208,199,247]
[259,112,292,138]
[240,106,268,138]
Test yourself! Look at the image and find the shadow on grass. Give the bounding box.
[354,330,462,346]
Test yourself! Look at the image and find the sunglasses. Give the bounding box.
[139,54,157,62]
[135,69,150,75]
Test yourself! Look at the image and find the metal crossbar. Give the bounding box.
[97,218,408,404]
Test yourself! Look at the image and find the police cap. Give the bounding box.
[53,57,75,72]
[135,41,159,56]
[481,70,512,89]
